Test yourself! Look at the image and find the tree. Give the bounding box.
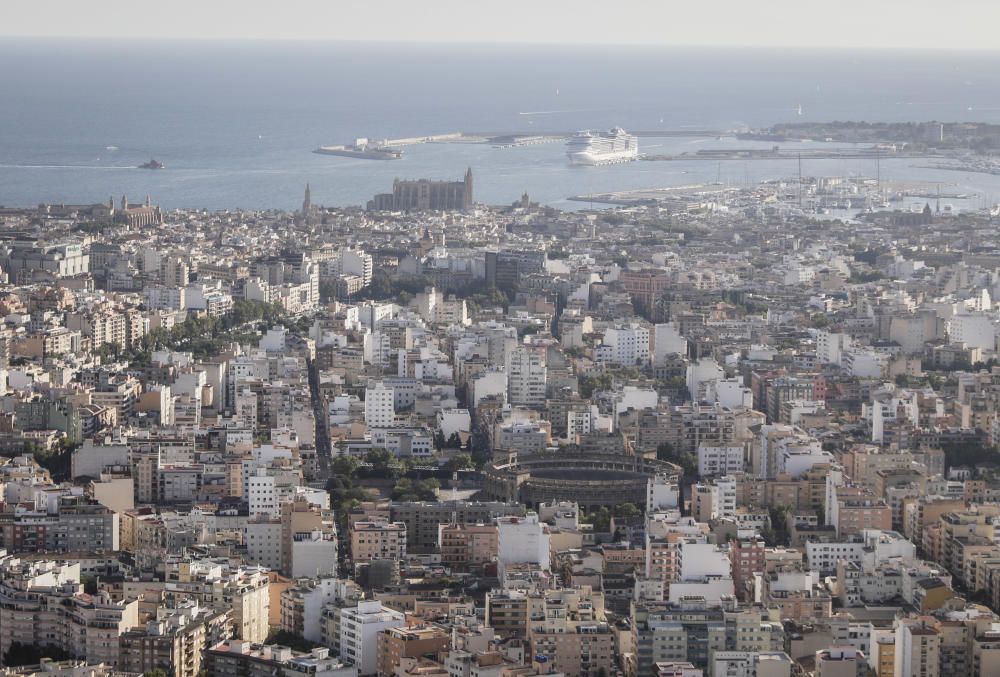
[614,503,641,518]
[445,453,473,473]
[392,477,439,502]
[579,373,613,399]
[809,313,832,329]
[4,643,73,667]
[330,455,359,478]
[359,448,402,479]
[35,438,75,482]
[941,442,1000,471]
[655,442,675,461]
[319,280,339,302]
[265,630,322,652]
[582,506,612,532]
[95,342,120,362]
[657,443,697,478]
[326,475,370,531]
[767,505,793,547]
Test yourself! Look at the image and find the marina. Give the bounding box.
[567,177,981,212]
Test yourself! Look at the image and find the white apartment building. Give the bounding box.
[364,384,395,428]
[948,312,996,351]
[245,518,283,570]
[653,322,687,365]
[143,285,186,311]
[506,348,546,408]
[339,249,373,288]
[816,330,852,365]
[497,513,550,574]
[247,469,279,518]
[600,323,650,367]
[339,600,405,676]
[697,444,745,477]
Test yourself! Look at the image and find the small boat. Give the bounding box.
[139,158,164,170]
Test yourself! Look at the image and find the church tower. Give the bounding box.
[302,183,312,216]
[463,168,473,209]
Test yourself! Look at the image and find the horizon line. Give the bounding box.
[1,34,1000,53]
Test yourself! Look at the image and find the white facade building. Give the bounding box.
[816,330,852,366]
[364,384,395,428]
[290,531,338,578]
[497,513,550,574]
[686,359,725,402]
[653,322,687,365]
[948,312,996,351]
[647,473,680,512]
[247,469,279,518]
[601,323,650,367]
[506,348,546,408]
[697,445,745,477]
[339,249,373,288]
[339,600,405,676]
[436,408,471,439]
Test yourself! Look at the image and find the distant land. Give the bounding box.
[738,120,1000,152]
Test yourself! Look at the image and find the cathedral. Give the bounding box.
[297,183,317,225]
[367,168,473,212]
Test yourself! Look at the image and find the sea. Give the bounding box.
[5,39,1000,211]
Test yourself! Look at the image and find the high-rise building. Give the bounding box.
[506,347,546,408]
[339,600,405,676]
[893,619,940,677]
[118,604,231,677]
[364,384,395,427]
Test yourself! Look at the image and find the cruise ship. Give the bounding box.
[565,127,639,166]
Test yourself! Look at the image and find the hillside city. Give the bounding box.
[0,177,997,677]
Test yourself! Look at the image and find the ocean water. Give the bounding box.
[4,39,1000,210]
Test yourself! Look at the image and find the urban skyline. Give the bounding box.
[3,4,1000,677]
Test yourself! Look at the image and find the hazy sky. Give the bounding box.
[1,0,995,50]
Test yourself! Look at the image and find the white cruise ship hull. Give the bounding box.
[567,149,639,166]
